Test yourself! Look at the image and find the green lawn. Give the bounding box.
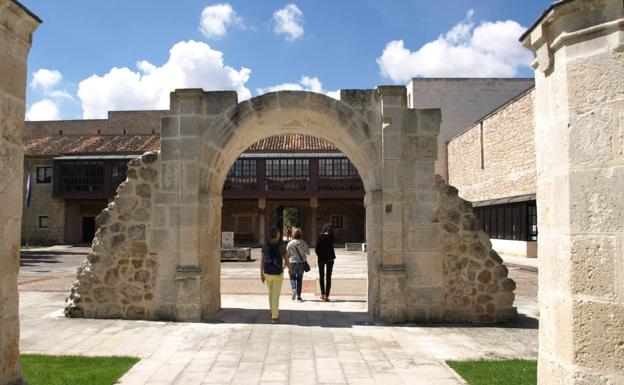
[21,355,139,385]
[447,359,537,385]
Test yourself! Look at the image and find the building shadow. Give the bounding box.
[208,307,539,330]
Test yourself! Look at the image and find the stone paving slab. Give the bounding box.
[20,292,537,385]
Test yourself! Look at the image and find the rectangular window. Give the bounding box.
[331,215,344,230]
[111,160,128,189]
[318,157,363,191]
[474,201,537,242]
[528,204,538,241]
[58,160,104,193]
[36,167,52,183]
[224,159,257,192]
[38,216,49,228]
[265,158,309,191]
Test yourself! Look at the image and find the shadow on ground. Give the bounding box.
[210,307,538,329]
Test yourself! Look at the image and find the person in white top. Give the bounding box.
[286,228,309,302]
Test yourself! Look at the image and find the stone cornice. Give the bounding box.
[521,0,624,74]
[0,0,41,45]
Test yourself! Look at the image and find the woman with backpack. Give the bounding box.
[260,226,292,324]
[315,223,336,301]
[286,228,310,302]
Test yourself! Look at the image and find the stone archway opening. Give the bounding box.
[218,132,369,307]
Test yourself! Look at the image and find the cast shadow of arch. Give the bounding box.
[208,307,538,329]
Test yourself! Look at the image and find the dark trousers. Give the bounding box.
[318,259,334,297]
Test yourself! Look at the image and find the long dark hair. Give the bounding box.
[321,223,333,236]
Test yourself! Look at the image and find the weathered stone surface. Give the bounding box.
[65,153,159,322]
[0,4,40,385]
[435,175,517,323]
[522,1,624,383]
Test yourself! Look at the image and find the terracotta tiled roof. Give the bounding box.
[247,134,337,152]
[24,133,337,156]
[24,135,160,156]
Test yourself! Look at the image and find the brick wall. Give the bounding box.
[24,110,169,139]
[447,88,536,202]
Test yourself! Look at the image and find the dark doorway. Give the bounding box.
[82,217,96,243]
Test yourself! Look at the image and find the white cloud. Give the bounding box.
[256,76,339,99]
[30,69,62,90]
[48,90,74,100]
[25,99,60,121]
[199,3,243,38]
[377,10,533,83]
[77,40,252,119]
[271,4,304,41]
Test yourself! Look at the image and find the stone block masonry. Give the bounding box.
[0,1,41,385]
[448,88,536,203]
[522,0,624,383]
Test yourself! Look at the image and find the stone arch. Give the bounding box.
[66,87,518,324]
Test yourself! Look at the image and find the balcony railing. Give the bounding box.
[224,157,364,199]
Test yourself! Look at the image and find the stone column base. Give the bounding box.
[175,266,202,322]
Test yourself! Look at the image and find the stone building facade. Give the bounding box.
[22,112,367,246]
[447,88,538,257]
[0,1,40,385]
[408,78,535,180]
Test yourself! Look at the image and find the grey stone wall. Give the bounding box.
[447,89,536,203]
[0,1,40,384]
[65,152,160,319]
[21,158,65,244]
[435,176,517,323]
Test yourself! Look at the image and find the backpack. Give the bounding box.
[263,242,283,275]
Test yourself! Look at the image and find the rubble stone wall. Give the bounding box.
[65,152,160,319]
[436,176,517,323]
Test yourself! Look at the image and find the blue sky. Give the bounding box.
[21,0,552,120]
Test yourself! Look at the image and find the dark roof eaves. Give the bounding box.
[519,0,575,42]
[10,0,42,23]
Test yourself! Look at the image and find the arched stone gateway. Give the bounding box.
[65,88,517,323]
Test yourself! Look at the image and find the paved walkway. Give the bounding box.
[18,245,539,385]
[21,292,537,385]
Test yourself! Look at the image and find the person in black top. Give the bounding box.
[315,223,336,301]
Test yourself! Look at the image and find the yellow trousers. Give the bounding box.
[265,273,283,319]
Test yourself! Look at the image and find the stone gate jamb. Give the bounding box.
[159,89,237,322]
[522,1,624,383]
[375,86,442,322]
[0,2,40,384]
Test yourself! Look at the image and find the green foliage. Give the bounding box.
[446,359,537,385]
[283,207,299,229]
[21,354,139,385]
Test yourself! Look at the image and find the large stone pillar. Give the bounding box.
[376,86,442,322]
[522,1,624,383]
[0,2,40,385]
[162,89,237,321]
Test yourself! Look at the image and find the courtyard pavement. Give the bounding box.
[18,246,539,385]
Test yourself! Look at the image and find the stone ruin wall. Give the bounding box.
[435,175,517,323]
[65,152,160,319]
[65,153,517,324]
